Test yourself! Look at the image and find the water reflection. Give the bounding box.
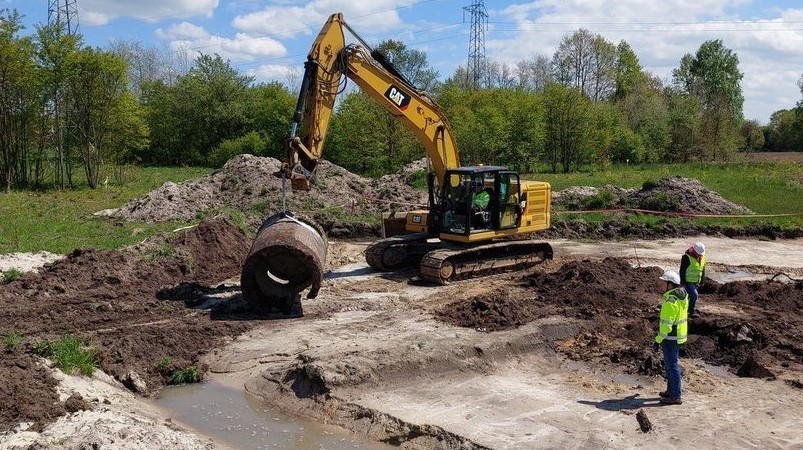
[156,378,393,450]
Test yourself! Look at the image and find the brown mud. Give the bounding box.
[0,218,258,432]
[2,217,802,438]
[2,155,803,447]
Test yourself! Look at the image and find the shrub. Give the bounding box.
[208,131,268,168]
[170,366,201,385]
[641,179,659,191]
[581,189,616,210]
[641,192,681,212]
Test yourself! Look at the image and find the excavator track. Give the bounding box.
[418,240,553,285]
[365,233,441,271]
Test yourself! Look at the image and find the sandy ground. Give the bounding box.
[3,236,803,449]
[2,365,223,450]
[0,252,63,277]
[203,237,803,449]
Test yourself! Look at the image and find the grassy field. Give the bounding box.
[1,160,801,255]
[0,166,212,254]
[530,161,803,214]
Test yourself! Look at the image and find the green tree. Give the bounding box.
[245,82,295,159]
[0,9,37,191]
[374,40,439,91]
[613,41,646,100]
[739,119,765,152]
[665,90,702,162]
[553,29,617,102]
[326,91,389,176]
[35,21,82,188]
[794,73,803,149]
[672,39,744,160]
[615,73,670,163]
[542,83,593,173]
[764,109,798,151]
[145,53,253,165]
[64,47,128,188]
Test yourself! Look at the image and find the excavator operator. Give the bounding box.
[472,180,491,229]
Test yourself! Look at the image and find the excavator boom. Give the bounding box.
[284,13,459,189]
[242,13,553,314]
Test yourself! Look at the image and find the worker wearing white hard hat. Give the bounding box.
[654,270,689,405]
[680,242,706,318]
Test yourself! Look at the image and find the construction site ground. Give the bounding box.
[2,156,803,449]
[2,224,803,449]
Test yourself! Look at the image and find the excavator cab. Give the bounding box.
[440,167,522,236]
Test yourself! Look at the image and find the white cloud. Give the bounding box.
[156,22,210,40]
[79,0,218,25]
[170,31,287,63]
[489,1,803,121]
[231,0,408,40]
[248,63,300,86]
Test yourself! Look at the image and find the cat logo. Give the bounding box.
[384,85,411,110]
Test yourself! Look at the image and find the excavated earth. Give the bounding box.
[2,155,803,448]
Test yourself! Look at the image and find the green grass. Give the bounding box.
[1,330,23,351]
[527,161,803,228]
[169,366,201,385]
[1,162,801,255]
[35,335,97,376]
[0,166,212,254]
[2,267,22,283]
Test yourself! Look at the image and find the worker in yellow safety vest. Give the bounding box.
[679,242,706,318]
[654,270,689,405]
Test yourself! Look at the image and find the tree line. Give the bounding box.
[2,8,803,191]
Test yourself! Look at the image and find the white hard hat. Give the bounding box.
[693,242,706,255]
[660,270,681,285]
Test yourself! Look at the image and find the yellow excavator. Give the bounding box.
[241,13,552,313]
[283,12,553,283]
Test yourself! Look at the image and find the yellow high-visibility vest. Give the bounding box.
[655,287,689,344]
[685,255,706,283]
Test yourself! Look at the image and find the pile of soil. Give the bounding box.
[103,155,427,234]
[0,218,259,432]
[435,258,803,379]
[553,176,754,215]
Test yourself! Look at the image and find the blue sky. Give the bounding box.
[7,0,803,123]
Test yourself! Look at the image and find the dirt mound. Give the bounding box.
[104,155,427,232]
[436,258,803,378]
[553,176,753,215]
[0,217,259,432]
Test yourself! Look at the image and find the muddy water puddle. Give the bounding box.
[156,378,393,450]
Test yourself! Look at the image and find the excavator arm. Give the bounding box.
[283,13,459,189]
[241,13,552,313]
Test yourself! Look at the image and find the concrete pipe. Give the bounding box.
[240,212,327,314]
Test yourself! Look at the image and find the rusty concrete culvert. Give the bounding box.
[240,212,327,314]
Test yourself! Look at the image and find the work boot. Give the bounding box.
[659,396,682,405]
[659,391,669,398]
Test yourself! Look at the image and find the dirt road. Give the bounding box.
[2,224,803,449]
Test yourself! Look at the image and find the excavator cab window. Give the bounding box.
[498,172,522,229]
[441,170,501,234]
[442,174,472,235]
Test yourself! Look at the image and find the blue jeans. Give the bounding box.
[686,282,699,314]
[662,340,682,398]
